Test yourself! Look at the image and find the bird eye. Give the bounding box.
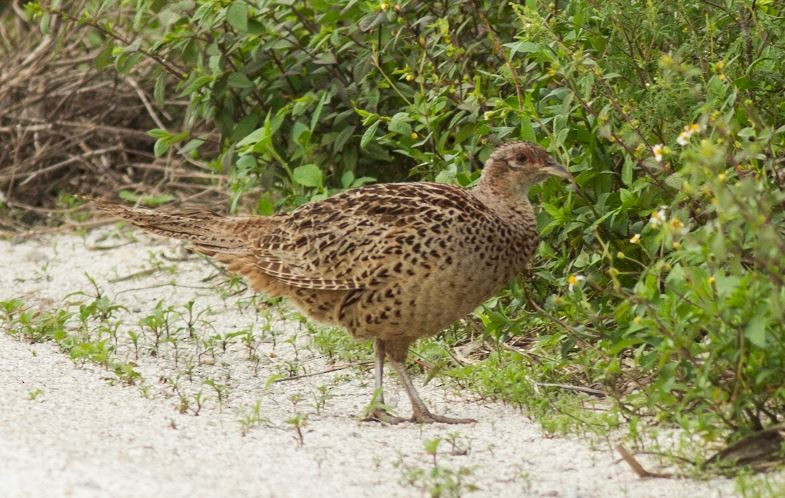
[515,153,527,163]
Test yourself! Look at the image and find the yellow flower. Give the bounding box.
[633,316,643,325]
[717,173,727,182]
[672,241,681,249]
[567,274,585,291]
[410,132,418,139]
[708,276,716,285]
[670,218,684,230]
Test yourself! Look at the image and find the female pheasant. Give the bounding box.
[91,141,571,424]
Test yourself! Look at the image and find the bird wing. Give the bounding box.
[245,182,487,290]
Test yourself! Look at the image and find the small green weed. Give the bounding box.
[398,438,479,498]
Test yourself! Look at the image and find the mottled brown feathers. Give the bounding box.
[89,143,565,341]
[89,142,571,423]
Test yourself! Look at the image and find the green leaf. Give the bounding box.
[361,121,379,149]
[520,116,536,142]
[333,126,355,152]
[146,128,169,139]
[231,114,261,142]
[179,75,213,97]
[745,313,768,348]
[310,91,329,132]
[292,121,310,146]
[292,164,323,188]
[153,73,166,108]
[237,127,265,148]
[314,53,337,65]
[358,11,386,32]
[388,112,412,136]
[714,274,739,298]
[153,139,170,157]
[341,170,354,188]
[236,154,257,171]
[423,438,441,455]
[179,138,204,156]
[621,157,633,186]
[504,41,540,55]
[256,195,275,216]
[226,1,248,32]
[95,41,115,70]
[228,72,254,89]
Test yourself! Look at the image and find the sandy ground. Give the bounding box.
[0,229,762,497]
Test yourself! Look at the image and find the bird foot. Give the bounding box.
[363,407,408,425]
[409,410,477,425]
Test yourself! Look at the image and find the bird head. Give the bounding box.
[479,141,572,197]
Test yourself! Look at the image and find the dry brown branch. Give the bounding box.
[616,445,673,478]
[0,1,225,230]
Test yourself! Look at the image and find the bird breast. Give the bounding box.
[338,203,536,341]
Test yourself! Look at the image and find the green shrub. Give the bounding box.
[29,0,785,455]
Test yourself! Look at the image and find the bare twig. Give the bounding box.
[273,362,373,383]
[535,382,607,398]
[616,445,673,478]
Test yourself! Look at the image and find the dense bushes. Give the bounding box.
[26,0,785,455]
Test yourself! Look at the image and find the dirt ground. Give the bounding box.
[0,229,763,497]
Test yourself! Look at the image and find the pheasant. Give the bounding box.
[90,141,571,424]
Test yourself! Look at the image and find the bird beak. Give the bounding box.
[542,161,572,181]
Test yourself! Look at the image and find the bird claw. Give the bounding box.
[409,410,478,425]
[363,407,408,425]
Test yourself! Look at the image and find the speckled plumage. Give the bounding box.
[91,141,571,424]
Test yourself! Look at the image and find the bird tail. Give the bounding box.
[85,197,255,255]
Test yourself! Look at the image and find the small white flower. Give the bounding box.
[567,274,586,292]
[649,206,667,226]
[652,144,664,162]
[676,123,704,146]
[630,233,641,244]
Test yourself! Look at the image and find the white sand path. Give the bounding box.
[0,231,751,497]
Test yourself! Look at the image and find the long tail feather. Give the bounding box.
[85,197,252,255]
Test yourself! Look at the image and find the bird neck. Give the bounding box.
[473,159,534,198]
[471,181,539,264]
[473,172,533,209]
[472,179,536,228]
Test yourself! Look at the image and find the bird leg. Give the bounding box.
[387,352,477,425]
[363,339,407,424]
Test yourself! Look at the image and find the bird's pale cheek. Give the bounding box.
[515,179,532,198]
